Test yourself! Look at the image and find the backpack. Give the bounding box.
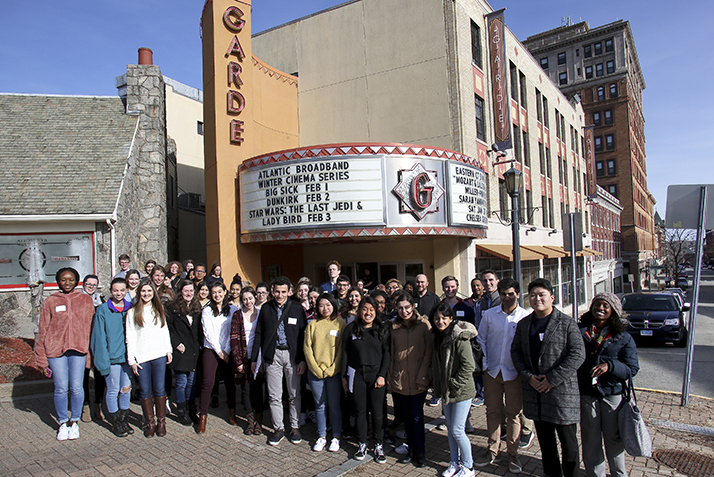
[470,337,484,375]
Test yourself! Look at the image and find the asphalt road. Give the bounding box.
[632,267,714,399]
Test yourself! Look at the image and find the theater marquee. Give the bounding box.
[238,144,489,242]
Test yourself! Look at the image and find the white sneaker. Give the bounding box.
[437,422,447,431]
[328,437,340,452]
[395,443,409,455]
[68,422,80,440]
[454,466,475,477]
[313,436,327,452]
[396,429,407,439]
[57,423,70,441]
[442,462,460,477]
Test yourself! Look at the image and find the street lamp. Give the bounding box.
[504,165,523,303]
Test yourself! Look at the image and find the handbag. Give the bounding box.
[617,376,652,457]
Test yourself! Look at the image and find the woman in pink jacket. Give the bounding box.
[35,267,95,441]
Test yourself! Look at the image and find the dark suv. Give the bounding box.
[621,293,689,347]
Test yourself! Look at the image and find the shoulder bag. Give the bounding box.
[617,375,652,457]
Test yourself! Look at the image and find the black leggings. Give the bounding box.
[83,367,105,404]
[240,360,265,414]
[352,371,386,445]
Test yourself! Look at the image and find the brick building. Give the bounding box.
[590,186,624,295]
[523,20,656,291]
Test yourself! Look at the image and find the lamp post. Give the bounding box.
[504,165,523,304]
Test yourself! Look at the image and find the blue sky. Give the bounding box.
[1,0,711,211]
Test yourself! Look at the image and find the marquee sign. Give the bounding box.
[486,9,512,151]
[392,163,445,220]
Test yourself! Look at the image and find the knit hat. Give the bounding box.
[591,292,623,319]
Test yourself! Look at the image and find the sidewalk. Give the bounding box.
[1,387,712,476]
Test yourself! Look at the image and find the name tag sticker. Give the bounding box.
[352,334,358,340]
[456,310,464,317]
[329,329,339,337]
[288,317,297,325]
[539,333,545,341]
[55,305,67,312]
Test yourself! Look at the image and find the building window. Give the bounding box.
[526,190,533,224]
[593,111,601,127]
[596,63,604,76]
[540,57,549,69]
[607,60,615,74]
[558,156,563,184]
[577,67,582,77]
[585,65,593,79]
[499,179,509,220]
[576,49,580,57]
[546,147,552,178]
[510,62,518,101]
[542,96,549,127]
[606,135,615,150]
[558,52,566,65]
[548,198,555,228]
[605,38,614,52]
[563,159,569,187]
[539,142,545,174]
[519,72,527,108]
[470,20,482,68]
[604,109,613,125]
[610,83,618,97]
[597,87,605,101]
[474,95,485,141]
[559,72,567,85]
[596,161,604,177]
[542,195,548,227]
[536,89,542,122]
[607,159,616,175]
[513,126,522,164]
[594,42,603,55]
[595,136,603,152]
[608,184,617,197]
[197,121,204,135]
[584,44,592,58]
[522,130,530,167]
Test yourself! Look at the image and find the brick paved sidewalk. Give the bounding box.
[0,388,712,476]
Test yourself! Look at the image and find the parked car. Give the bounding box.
[621,293,689,347]
[677,277,689,290]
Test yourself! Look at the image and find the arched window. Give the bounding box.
[609,83,618,97]
[597,86,605,101]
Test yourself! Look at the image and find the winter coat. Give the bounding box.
[166,301,202,373]
[432,321,477,404]
[35,289,95,369]
[577,325,639,398]
[251,299,307,365]
[511,307,585,425]
[90,299,131,376]
[304,317,346,379]
[388,313,432,395]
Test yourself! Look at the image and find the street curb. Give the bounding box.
[635,386,714,401]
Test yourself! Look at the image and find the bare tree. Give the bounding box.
[664,227,696,283]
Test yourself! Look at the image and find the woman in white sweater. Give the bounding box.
[126,280,173,438]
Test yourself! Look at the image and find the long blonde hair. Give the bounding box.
[132,280,166,328]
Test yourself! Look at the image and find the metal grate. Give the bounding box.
[653,449,714,477]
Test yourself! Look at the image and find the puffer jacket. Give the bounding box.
[388,313,432,395]
[432,321,477,404]
[511,307,585,425]
[577,325,639,398]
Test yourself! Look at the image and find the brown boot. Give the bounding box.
[196,414,207,434]
[140,398,155,438]
[155,395,167,437]
[228,408,237,426]
[253,413,263,435]
[245,412,256,435]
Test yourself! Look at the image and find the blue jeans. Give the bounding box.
[444,399,474,468]
[307,371,342,438]
[105,363,132,414]
[136,356,167,399]
[174,370,196,404]
[47,351,86,424]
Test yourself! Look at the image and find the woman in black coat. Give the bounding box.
[166,279,203,425]
[578,292,639,477]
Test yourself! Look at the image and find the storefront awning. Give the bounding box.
[476,244,547,262]
[543,245,602,257]
[522,245,567,258]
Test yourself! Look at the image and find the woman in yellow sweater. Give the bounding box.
[304,293,346,452]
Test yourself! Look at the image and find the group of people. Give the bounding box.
[35,256,639,477]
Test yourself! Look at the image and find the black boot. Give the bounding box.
[109,412,128,438]
[188,399,199,424]
[118,409,134,435]
[176,402,192,426]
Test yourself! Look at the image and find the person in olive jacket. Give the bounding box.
[578,292,639,477]
[166,280,203,425]
[511,278,585,477]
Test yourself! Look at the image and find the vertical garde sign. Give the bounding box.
[223,6,247,144]
[584,125,596,197]
[486,9,512,150]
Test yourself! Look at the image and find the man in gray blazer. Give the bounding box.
[511,278,585,477]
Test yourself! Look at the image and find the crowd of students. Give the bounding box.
[35,256,638,477]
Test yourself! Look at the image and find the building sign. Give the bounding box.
[486,9,512,150]
[584,125,596,197]
[240,157,385,233]
[392,163,445,220]
[239,148,489,237]
[0,233,94,288]
[447,162,488,227]
[223,5,247,144]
